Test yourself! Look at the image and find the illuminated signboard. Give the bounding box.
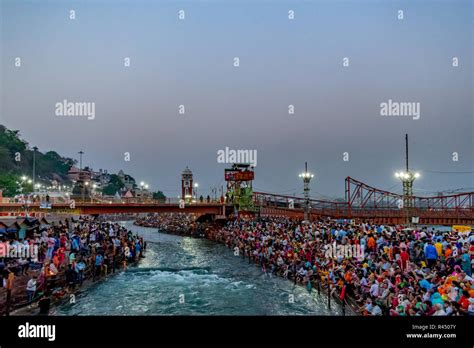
[225,171,254,181]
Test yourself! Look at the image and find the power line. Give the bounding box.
[253,187,298,194]
[413,187,474,194]
[382,183,401,193]
[422,170,474,174]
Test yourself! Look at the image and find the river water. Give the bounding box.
[55,221,344,315]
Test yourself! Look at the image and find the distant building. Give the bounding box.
[91,169,110,188]
[68,165,91,182]
[135,188,152,199]
[118,170,136,190]
[123,190,134,198]
[70,165,110,183]
[67,166,81,181]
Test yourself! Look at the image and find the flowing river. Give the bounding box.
[55,221,345,315]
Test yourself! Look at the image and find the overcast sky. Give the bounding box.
[1,0,472,199]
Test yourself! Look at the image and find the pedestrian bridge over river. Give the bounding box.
[1,177,472,225]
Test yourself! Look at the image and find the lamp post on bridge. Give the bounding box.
[299,162,314,222]
[394,134,420,224]
[140,181,149,202]
[91,183,97,203]
[194,183,199,203]
[84,181,89,202]
[394,171,420,206]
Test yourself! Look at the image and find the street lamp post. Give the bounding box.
[394,134,420,224]
[194,183,199,202]
[394,171,420,208]
[298,162,314,221]
[32,146,38,187]
[139,181,150,201]
[17,175,32,216]
[78,151,84,174]
[18,176,30,194]
[83,181,89,202]
[78,151,84,202]
[91,183,97,203]
[140,181,148,200]
[394,134,420,209]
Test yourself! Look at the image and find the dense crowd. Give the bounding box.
[135,213,199,236]
[0,217,145,315]
[140,213,474,316]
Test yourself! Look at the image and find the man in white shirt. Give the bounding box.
[371,304,383,315]
[433,304,447,316]
[370,281,379,297]
[26,276,37,303]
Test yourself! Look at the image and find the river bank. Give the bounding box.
[1,218,145,316]
[10,253,144,316]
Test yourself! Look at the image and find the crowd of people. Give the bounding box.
[3,211,473,317]
[135,213,199,236]
[139,213,474,316]
[0,217,145,315]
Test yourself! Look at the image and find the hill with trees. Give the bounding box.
[0,125,75,196]
[0,125,167,200]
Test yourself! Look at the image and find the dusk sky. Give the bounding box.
[1,0,472,199]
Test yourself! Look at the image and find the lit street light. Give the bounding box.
[90,183,98,202]
[17,175,31,194]
[299,162,314,221]
[82,181,89,201]
[395,171,420,207]
[139,181,149,201]
[194,182,199,202]
[395,134,420,209]
[394,171,420,181]
[32,146,38,187]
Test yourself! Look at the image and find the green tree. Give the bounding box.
[152,191,166,200]
[0,126,28,155]
[0,146,12,172]
[0,174,20,197]
[102,174,125,195]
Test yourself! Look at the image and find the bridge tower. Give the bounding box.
[181,166,193,203]
[225,163,255,216]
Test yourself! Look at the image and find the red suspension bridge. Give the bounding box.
[255,177,474,225]
[1,177,473,225]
